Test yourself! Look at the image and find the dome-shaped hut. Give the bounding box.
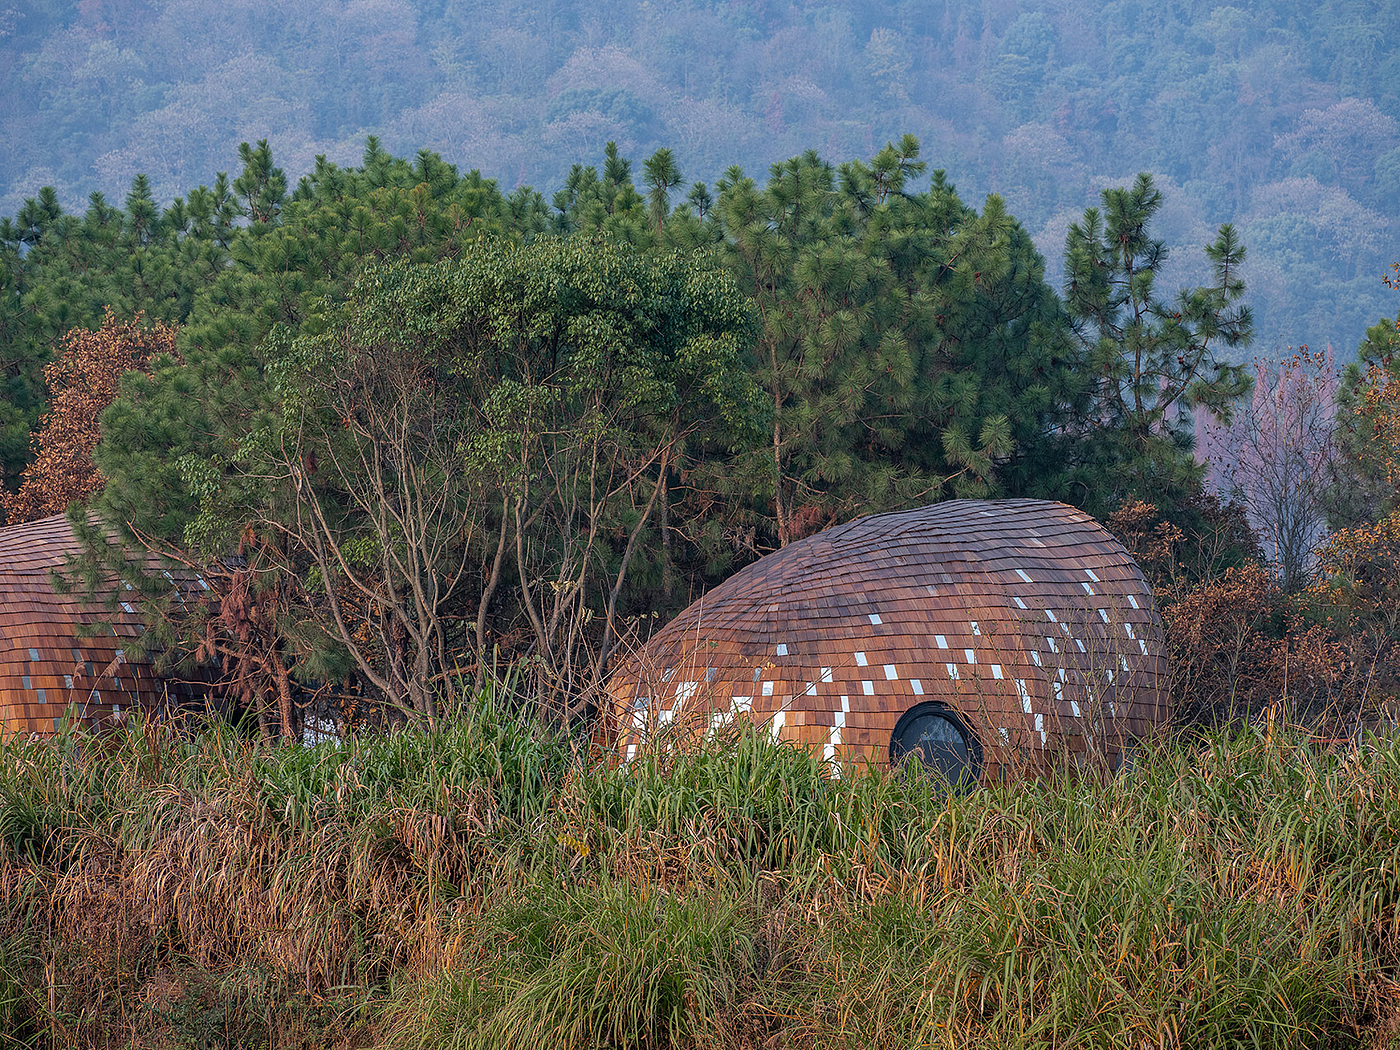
[609,499,1169,780]
[0,514,197,738]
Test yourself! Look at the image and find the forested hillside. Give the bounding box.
[1,0,1396,353]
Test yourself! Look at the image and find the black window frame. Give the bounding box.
[888,701,983,787]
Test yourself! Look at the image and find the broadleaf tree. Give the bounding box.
[3,311,175,524]
[91,235,760,731]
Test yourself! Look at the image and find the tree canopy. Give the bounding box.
[87,232,761,733]
[0,135,1283,735]
[2,0,1393,356]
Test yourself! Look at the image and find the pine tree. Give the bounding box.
[233,140,287,227]
[642,147,682,229]
[714,137,1082,548]
[1063,173,1253,508]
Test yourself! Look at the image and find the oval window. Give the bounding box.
[889,702,982,787]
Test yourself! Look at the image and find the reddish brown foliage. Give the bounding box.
[1106,498,1183,582]
[1106,492,1257,592]
[1109,498,1372,731]
[2,311,176,524]
[1162,562,1280,723]
[1310,344,1400,710]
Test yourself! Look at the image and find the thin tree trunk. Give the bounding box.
[592,445,673,695]
[474,499,511,691]
[273,653,296,742]
[660,469,672,601]
[773,408,789,546]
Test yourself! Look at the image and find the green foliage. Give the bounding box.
[1328,273,1400,531]
[0,173,238,498]
[7,138,1255,733]
[3,0,1394,357]
[90,229,761,727]
[642,147,683,229]
[441,881,745,1050]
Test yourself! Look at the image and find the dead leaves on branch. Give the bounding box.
[2,310,176,524]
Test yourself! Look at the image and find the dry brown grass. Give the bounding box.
[1,703,1398,1049]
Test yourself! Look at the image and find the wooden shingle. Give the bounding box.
[0,515,195,737]
[609,499,1170,778]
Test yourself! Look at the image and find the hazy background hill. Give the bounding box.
[2,0,1396,355]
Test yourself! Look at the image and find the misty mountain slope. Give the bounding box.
[2,0,1395,354]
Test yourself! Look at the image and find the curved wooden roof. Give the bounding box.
[609,499,1169,774]
[0,514,177,737]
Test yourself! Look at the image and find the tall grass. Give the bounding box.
[1,700,1398,1048]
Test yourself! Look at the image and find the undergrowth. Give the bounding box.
[1,696,1398,1049]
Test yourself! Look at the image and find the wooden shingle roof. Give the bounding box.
[609,499,1170,775]
[0,514,169,737]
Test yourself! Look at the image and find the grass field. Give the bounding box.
[2,695,1398,1049]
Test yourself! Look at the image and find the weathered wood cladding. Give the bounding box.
[609,499,1170,776]
[0,514,187,737]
